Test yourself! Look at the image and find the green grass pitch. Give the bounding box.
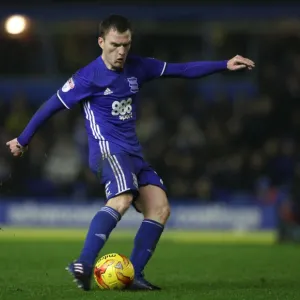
[0,228,300,300]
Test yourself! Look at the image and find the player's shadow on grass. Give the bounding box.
[169,278,299,291]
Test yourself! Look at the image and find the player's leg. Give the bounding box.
[131,186,170,275]
[68,153,138,291]
[78,192,133,267]
[129,162,170,290]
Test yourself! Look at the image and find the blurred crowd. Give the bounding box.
[1,27,300,203]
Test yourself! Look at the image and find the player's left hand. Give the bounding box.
[227,55,255,71]
[6,138,27,157]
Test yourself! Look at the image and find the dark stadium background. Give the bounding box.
[1,2,300,300]
[1,2,300,231]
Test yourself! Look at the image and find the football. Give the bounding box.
[94,253,135,290]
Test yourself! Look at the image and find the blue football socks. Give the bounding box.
[79,206,121,266]
[130,219,164,276]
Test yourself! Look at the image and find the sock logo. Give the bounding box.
[95,233,107,241]
[147,249,153,255]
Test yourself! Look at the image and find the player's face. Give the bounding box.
[98,29,132,70]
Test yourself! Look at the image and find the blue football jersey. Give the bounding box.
[57,55,166,160]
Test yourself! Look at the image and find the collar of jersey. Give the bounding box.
[98,56,123,74]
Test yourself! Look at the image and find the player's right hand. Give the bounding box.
[6,138,27,157]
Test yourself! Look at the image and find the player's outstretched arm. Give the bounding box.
[162,55,255,78]
[6,94,66,157]
[6,72,93,157]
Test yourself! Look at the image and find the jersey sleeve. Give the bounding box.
[56,73,93,109]
[139,57,167,82]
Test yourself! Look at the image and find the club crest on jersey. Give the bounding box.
[62,77,75,92]
[127,77,139,93]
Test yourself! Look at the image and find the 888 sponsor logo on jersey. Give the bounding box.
[111,98,133,121]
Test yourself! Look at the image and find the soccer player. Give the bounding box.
[6,15,255,291]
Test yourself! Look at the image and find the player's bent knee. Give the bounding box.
[106,192,133,215]
[145,203,171,225]
[158,204,171,224]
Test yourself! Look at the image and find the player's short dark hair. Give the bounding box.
[99,15,132,38]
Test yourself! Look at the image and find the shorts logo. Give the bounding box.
[132,173,138,188]
[127,77,139,93]
[111,98,133,121]
[62,77,75,92]
[105,181,111,197]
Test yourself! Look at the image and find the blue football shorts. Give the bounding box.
[91,153,166,211]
